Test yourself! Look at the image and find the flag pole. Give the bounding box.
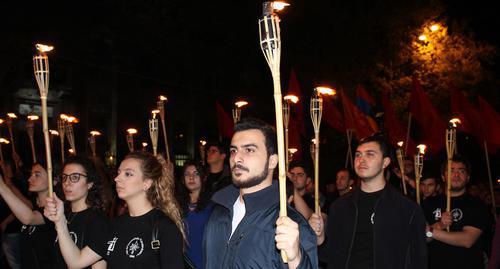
[484,141,497,219]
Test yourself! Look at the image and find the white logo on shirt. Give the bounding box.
[433,208,442,220]
[370,212,375,224]
[21,225,36,235]
[107,237,118,255]
[69,231,78,244]
[126,237,144,258]
[451,208,463,222]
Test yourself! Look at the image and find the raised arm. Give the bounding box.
[0,174,44,225]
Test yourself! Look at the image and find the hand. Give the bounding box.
[43,194,66,226]
[287,195,294,204]
[439,211,452,229]
[275,216,302,267]
[0,162,14,181]
[308,213,325,245]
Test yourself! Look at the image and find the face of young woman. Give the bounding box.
[62,163,92,205]
[114,158,152,202]
[28,164,49,193]
[183,165,202,193]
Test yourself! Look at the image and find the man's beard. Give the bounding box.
[232,159,269,189]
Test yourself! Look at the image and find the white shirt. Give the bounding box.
[230,196,246,238]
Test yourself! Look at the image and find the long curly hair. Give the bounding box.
[63,155,108,211]
[124,151,186,241]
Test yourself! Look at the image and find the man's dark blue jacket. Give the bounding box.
[203,180,318,268]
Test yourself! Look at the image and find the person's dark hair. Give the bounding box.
[233,117,277,156]
[358,135,391,158]
[440,155,471,177]
[336,168,354,180]
[63,155,107,211]
[288,160,312,178]
[205,141,227,156]
[177,160,212,214]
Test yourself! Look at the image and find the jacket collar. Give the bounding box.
[212,180,280,214]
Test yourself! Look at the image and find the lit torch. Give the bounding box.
[0,138,10,163]
[26,115,39,163]
[396,141,408,195]
[446,118,460,227]
[126,128,138,152]
[157,95,170,161]
[199,140,207,165]
[414,144,426,204]
[149,110,159,156]
[232,100,248,124]
[283,94,298,170]
[65,116,78,156]
[89,131,101,158]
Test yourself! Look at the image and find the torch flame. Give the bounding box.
[66,116,79,123]
[315,87,336,96]
[235,100,248,108]
[288,148,298,154]
[151,109,160,119]
[127,128,138,135]
[68,148,74,154]
[284,95,299,103]
[397,141,404,147]
[311,138,317,145]
[7,113,17,119]
[272,1,290,11]
[418,35,427,41]
[0,119,3,124]
[200,140,207,146]
[27,115,39,121]
[90,131,101,136]
[0,138,10,144]
[159,95,168,101]
[49,130,59,136]
[417,144,427,154]
[35,44,54,53]
[142,142,148,147]
[430,24,440,32]
[449,118,461,127]
[60,114,69,120]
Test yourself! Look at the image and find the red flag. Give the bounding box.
[409,77,446,152]
[382,91,416,155]
[355,85,379,132]
[288,119,303,160]
[341,90,377,140]
[286,69,307,137]
[215,101,234,139]
[478,96,500,152]
[323,97,344,132]
[450,88,482,141]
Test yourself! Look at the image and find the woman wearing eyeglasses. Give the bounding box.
[53,155,110,269]
[0,160,57,269]
[176,160,214,269]
[44,151,185,269]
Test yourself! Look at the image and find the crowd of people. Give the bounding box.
[0,117,498,268]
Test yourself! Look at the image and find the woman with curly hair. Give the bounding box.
[177,160,213,269]
[45,151,184,269]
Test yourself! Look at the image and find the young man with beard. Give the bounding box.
[309,135,427,269]
[203,118,317,269]
[421,156,490,269]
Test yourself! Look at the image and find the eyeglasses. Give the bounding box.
[61,173,87,183]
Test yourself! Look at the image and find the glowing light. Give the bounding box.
[49,130,59,136]
[27,115,39,121]
[151,109,160,119]
[90,131,101,136]
[0,119,3,124]
[60,114,69,120]
[430,24,440,32]
[7,113,17,119]
[417,144,427,154]
[0,138,10,144]
[66,116,78,123]
[315,87,336,96]
[272,1,290,11]
[284,95,299,103]
[397,141,404,147]
[311,138,317,145]
[200,140,207,146]
[159,95,168,101]
[449,118,461,127]
[35,44,54,53]
[127,128,138,135]
[288,148,298,154]
[142,142,148,147]
[68,148,74,154]
[235,100,248,108]
[418,35,427,41]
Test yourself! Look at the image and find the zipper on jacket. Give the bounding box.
[345,201,358,269]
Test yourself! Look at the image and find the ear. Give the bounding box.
[306,177,312,184]
[382,157,390,169]
[87,182,94,190]
[268,154,278,170]
[143,178,153,191]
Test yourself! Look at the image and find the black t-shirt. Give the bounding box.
[20,207,57,269]
[91,208,184,269]
[349,189,383,269]
[54,208,109,269]
[422,193,489,269]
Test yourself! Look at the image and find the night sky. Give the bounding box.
[1,0,499,181]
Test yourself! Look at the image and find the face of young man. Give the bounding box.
[206,146,225,166]
[443,161,470,192]
[229,129,277,191]
[354,141,390,183]
[289,166,310,191]
[420,178,437,198]
[335,170,351,192]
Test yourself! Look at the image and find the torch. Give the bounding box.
[89,131,101,158]
[283,94,298,171]
[33,43,54,196]
[232,100,248,125]
[396,141,408,196]
[149,110,159,156]
[157,95,171,161]
[199,139,207,165]
[0,138,10,163]
[288,148,297,164]
[446,118,460,224]
[26,115,39,163]
[58,114,67,164]
[310,138,316,163]
[414,144,426,204]
[6,113,19,170]
[259,1,289,261]
[65,116,78,155]
[126,128,137,152]
[142,142,148,151]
